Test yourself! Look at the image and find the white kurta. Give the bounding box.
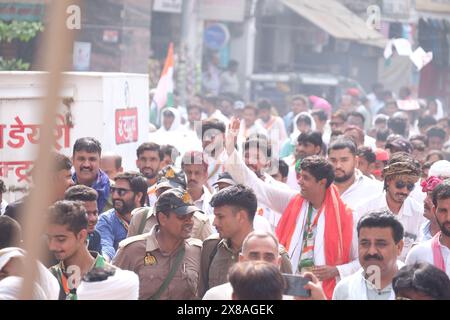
[193,186,214,218]
[340,170,383,210]
[405,237,450,278]
[355,192,425,261]
[332,261,404,300]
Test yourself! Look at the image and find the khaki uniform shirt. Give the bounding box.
[127,206,213,241]
[198,234,293,297]
[113,226,202,300]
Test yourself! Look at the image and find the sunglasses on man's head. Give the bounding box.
[110,187,132,197]
[395,180,415,191]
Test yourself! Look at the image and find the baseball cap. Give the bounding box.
[155,166,186,190]
[385,137,413,154]
[155,188,199,216]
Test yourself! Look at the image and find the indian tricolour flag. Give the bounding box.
[150,42,174,125]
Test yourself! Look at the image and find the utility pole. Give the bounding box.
[179,0,192,108]
[244,0,259,101]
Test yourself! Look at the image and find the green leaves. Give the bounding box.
[0,20,44,43]
[0,57,31,71]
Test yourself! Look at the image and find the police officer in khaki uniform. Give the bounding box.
[127,168,213,240]
[113,188,202,300]
[198,184,292,297]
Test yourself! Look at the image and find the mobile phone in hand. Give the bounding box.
[282,273,311,298]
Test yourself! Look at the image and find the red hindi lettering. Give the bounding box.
[14,161,34,183]
[25,124,40,144]
[54,114,71,150]
[0,124,5,149]
[7,117,26,148]
[0,162,15,179]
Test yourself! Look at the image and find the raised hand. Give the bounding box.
[226,117,240,156]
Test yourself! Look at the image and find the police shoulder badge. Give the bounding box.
[144,252,157,266]
[166,168,175,178]
[182,191,192,204]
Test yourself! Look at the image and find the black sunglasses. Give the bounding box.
[110,187,132,197]
[395,181,415,191]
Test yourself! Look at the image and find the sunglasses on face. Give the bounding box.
[395,180,415,191]
[110,187,132,197]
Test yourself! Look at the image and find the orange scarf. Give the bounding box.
[275,185,354,299]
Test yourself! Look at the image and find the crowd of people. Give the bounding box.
[0,83,450,300]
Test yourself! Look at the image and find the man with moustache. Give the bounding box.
[96,172,147,261]
[356,153,424,260]
[135,143,163,207]
[72,138,110,213]
[113,188,202,300]
[126,166,213,241]
[64,185,102,254]
[181,151,214,217]
[333,211,405,300]
[406,181,450,278]
[201,119,228,189]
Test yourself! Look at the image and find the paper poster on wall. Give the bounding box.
[73,41,91,71]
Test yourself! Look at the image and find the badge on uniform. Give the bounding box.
[144,253,157,266]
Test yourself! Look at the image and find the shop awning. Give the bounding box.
[280,0,388,48]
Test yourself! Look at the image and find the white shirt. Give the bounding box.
[283,156,301,192]
[332,261,404,300]
[355,192,425,261]
[340,170,383,210]
[193,186,214,218]
[1,199,8,215]
[225,150,360,278]
[364,135,377,150]
[405,237,450,278]
[409,181,426,204]
[206,150,228,190]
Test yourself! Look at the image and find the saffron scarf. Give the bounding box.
[275,185,354,299]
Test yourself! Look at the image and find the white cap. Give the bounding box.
[428,160,450,179]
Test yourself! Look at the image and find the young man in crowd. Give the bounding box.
[406,181,450,278]
[135,142,163,207]
[64,185,102,254]
[198,184,292,297]
[356,153,424,260]
[96,172,147,261]
[328,138,382,210]
[47,201,110,300]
